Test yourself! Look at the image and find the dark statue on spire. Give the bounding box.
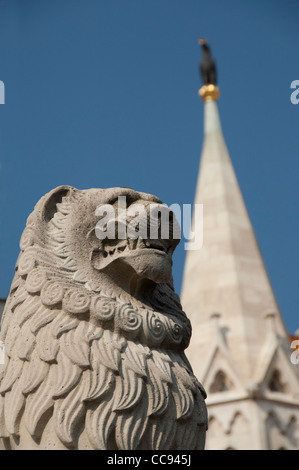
[199,38,217,85]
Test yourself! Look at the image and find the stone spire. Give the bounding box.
[180,41,299,450]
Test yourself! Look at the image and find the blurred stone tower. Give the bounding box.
[181,39,299,450]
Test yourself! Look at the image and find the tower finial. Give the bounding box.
[198,38,220,101]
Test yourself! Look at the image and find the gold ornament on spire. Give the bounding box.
[198,84,220,102]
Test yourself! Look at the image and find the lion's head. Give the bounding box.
[40,185,180,296]
[0,186,207,450]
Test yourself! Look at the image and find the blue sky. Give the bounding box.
[0,0,298,333]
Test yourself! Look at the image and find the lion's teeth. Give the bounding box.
[105,238,147,255]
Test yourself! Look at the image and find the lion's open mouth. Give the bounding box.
[91,234,176,282]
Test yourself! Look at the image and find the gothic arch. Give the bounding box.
[266,411,298,450]
[285,415,298,448]
[209,369,233,393]
[267,369,289,393]
[208,415,223,439]
[229,411,248,436]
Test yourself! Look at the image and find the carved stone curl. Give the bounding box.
[0,185,207,450]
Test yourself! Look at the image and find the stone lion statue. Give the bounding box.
[0,186,207,450]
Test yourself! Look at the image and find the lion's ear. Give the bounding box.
[41,185,75,222]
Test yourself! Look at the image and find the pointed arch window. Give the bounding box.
[209,370,232,393]
[268,369,287,393]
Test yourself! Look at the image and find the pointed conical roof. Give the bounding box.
[181,85,289,382]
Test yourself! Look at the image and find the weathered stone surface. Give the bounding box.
[0,186,207,450]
